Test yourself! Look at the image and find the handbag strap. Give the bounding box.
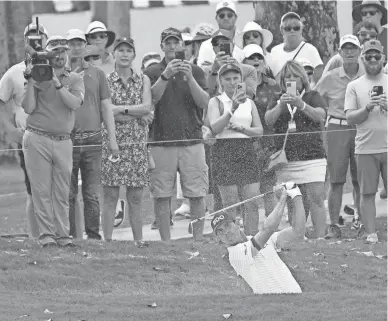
[281,129,289,150]
[292,42,306,61]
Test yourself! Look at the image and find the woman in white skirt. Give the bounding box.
[265,60,327,238]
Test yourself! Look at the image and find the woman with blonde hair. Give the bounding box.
[265,60,327,238]
[207,62,263,236]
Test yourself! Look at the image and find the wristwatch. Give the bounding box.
[160,73,169,81]
[125,107,128,115]
[55,84,64,90]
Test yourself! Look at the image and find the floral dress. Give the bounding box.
[101,70,149,187]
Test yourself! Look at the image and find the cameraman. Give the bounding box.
[22,36,84,248]
[0,22,49,239]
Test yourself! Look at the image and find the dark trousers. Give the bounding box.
[69,133,102,239]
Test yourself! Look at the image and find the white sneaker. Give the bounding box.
[174,203,190,216]
[365,233,378,244]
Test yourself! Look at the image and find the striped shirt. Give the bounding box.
[228,233,302,294]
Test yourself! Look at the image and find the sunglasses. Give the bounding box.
[48,39,67,46]
[218,12,234,19]
[89,33,108,40]
[357,31,378,38]
[305,70,314,76]
[364,53,382,61]
[85,55,101,61]
[361,10,378,17]
[284,25,301,32]
[247,53,264,60]
[243,31,262,40]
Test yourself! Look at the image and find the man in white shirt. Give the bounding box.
[268,12,323,85]
[197,0,244,69]
[0,22,49,239]
[212,182,305,294]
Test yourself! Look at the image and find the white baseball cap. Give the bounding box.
[339,34,361,49]
[66,29,86,42]
[216,1,237,15]
[242,44,265,59]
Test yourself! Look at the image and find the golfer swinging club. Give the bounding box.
[211,182,305,294]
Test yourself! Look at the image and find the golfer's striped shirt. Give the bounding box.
[227,233,302,294]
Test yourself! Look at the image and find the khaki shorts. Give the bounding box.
[150,144,209,198]
[326,123,358,184]
[356,153,387,194]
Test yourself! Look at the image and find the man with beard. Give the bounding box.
[22,36,84,247]
[345,40,387,244]
[212,182,305,294]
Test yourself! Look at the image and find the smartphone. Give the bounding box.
[235,82,246,97]
[175,51,186,60]
[108,154,120,163]
[286,81,297,96]
[373,86,384,96]
[219,42,231,56]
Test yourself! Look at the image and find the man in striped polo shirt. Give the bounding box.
[212,182,305,294]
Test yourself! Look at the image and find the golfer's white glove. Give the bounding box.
[282,182,302,199]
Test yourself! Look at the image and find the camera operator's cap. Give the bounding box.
[83,45,100,60]
[339,34,361,49]
[46,35,68,51]
[218,62,241,76]
[113,36,135,51]
[142,52,162,69]
[85,21,116,48]
[160,27,183,43]
[242,44,265,59]
[362,39,384,54]
[66,29,86,42]
[281,12,301,23]
[211,213,232,232]
[216,1,237,15]
[24,23,48,36]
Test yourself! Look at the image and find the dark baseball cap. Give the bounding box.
[113,37,135,51]
[362,39,384,54]
[211,213,232,232]
[161,27,183,43]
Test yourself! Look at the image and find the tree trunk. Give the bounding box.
[254,1,340,65]
[0,1,32,163]
[91,1,131,38]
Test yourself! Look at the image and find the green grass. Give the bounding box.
[0,222,387,321]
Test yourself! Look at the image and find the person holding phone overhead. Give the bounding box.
[265,60,327,239]
[207,63,263,236]
[345,40,387,244]
[144,28,209,242]
[100,37,152,246]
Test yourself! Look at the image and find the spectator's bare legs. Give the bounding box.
[126,187,144,241]
[352,181,362,222]
[360,194,377,234]
[102,186,120,241]
[188,197,206,241]
[241,183,260,236]
[217,185,239,220]
[154,197,171,241]
[305,182,326,237]
[26,195,39,238]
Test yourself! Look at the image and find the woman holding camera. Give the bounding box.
[207,63,263,236]
[265,60,327,238]
[100,37,151,246]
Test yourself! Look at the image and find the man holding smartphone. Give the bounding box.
[144,28,209,242]
[345,40,387,244]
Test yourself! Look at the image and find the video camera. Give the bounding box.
[25,17,58,82]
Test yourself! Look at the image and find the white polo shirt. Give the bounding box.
[228,233,302,294]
